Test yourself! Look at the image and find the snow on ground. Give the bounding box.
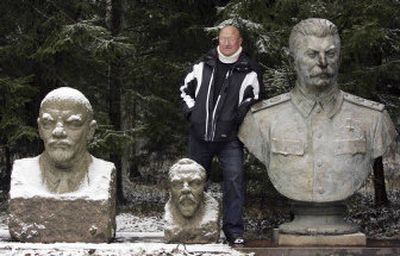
[116,213,165,232]
[0,242,250,256]
[0,212,251,256]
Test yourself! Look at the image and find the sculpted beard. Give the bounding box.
[175,192,203,217]
[46,139,74,164]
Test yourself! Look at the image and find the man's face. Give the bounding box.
[170,170,205,218]
[218,26,242,56]
[38,100,96,167]
[293,35,340,89]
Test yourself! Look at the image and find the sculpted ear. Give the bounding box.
[37,118,44,139]
[87,120,97,141]
[288,53,295,70]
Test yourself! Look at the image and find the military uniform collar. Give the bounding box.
[290,83,343,118]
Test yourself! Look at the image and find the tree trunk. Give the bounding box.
[120,90,136,197]
[108,0,126,205]
[2,146,12,193]
[373,156,389,207]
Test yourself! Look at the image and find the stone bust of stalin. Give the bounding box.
[164,158,220,244]
[239,18,397,235]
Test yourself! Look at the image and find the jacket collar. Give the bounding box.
[204,48,250,71]
[217,46,243,64]
[290,83,343,119]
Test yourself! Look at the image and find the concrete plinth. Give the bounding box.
[277,232,366,246]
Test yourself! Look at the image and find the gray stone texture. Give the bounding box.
[8,87,117,243]
[238,18,397,237]
[164,192,220,244]
[239,89,396,203]
[277,232,366,246]
[9,193,116,243]
[8,158,116,243]
[164,158,220,244]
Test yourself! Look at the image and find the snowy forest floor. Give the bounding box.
[119,182,400,240]
[0,183,398,255]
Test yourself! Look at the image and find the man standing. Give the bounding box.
[179,25,263,245]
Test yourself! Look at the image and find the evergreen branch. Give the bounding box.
[32,6,50,19]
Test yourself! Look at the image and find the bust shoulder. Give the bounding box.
[342,91,385,112]
[251,93,291,113]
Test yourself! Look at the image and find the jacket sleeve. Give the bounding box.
[236,67,264,124]
[179,62,203,120]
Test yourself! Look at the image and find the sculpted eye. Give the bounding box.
[190,179,202,188]
[66,120,83,128]
[307,51,317,58]
[171,180,182,189]
[41,119,54,129]
[326,50,336,58]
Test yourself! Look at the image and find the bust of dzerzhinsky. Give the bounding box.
[164,158,220,244]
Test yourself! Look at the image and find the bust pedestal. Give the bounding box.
[8,156,116,243]
[277,201,366,246]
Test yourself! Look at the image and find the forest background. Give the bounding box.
[1,0,400,230]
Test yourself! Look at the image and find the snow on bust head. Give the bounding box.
[9,87,117,243]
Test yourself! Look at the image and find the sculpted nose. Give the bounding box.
[52,122,66,138]
[181,182,191,194]
[318,53,327,68]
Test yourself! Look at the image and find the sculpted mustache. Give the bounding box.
[179,195,197,204]
[310,68,335,78]
[48,140,72,147]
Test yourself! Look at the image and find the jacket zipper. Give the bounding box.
[204,69,215,141]
[210,69,232,141]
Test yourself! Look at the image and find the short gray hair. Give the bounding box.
[218,24,242,38]
[289,18,340,56]
[168,158,206,181]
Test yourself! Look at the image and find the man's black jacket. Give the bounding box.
[180,48,264,142]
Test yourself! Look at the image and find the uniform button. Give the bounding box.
[318,187,324,194]
[317,133,322,139]
[317,160,322,167]
[316,107,321,113]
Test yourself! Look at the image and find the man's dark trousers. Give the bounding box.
[189,135,245,240]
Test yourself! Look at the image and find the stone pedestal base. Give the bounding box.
[277,232,366,246]
[9,197,116,243]
[8,156,116,243]
[279,201,359,235]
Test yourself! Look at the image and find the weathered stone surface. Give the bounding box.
[279,202,359,235]
[277,232,366,246]
[37,87,98,194]
[164,158,220,244]
[238,18,397,239]
[239,19,396,203]
[8,87,117,243]
[9,197,116,243]
[8,156,116,243]
[164,192,220,244]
